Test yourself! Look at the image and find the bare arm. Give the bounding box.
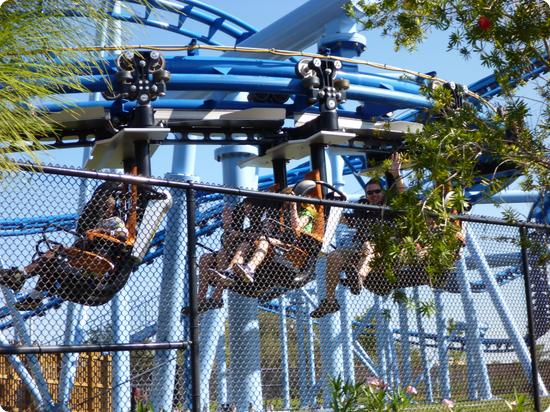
[388,152,405,194]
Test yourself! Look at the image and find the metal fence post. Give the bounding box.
[187,185,200,412]
[520,225,542,412]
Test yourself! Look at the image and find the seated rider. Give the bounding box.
[196,197,276,312]
[231,179,320,284]
[311,153,404,318]
[0,181,136,309]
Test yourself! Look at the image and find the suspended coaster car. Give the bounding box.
[225,170,347,300]
[30,181,172,306]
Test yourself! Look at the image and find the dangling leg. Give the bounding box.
[0,250,59,293]
[310,249,350,318]
[234,236,271,283]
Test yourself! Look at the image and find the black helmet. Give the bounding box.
[292,179,317,196]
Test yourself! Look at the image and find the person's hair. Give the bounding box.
[365,178,383,189]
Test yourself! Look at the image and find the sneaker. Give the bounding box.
[342,273,363,295]
[310,298,340,318]
[14,296,43,311]
[234,263,255,283]
[208,268,235,284]
[0,268,26,292]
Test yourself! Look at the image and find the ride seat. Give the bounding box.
[62,247,115,276]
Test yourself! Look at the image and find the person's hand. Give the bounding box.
[390,152,402,176]
[455,231,466,244]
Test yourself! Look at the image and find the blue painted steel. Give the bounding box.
[338,289,355,385]
[434,290,451,400]
[224,0,352,60]
[388,325,401,389]
[151,174,195,411]
[65,0,256,46]
[58,304,88,411]
[413,288,433,403]
[467,231,548,395]
[112,292,132,412]
[278,296,291,409]
[0,306,45,407]
[66,72,433,110]
[214,144,263,412]
[315,257,344,406]
[200,305,227,409]
[456,256,492,400]
[215,327,228,406]
[2,288,55,408]
[294,291,310,407]
[397,298,413,386]
[374,297,388,381]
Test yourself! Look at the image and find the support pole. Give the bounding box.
[467,231,547,395]
[434,290,451,400]
[278,296,291,409]
[150,174,194,411]
[397,296,412,386]
[272,158,287,189]
[520,226,542,412]
[310,144,328,183]
[413,288,433,403]
[295,292,310,407]
[456,255,492,399]
[187,186,200,412]
[215,145,263,412]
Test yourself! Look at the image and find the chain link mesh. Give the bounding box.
[0,169,548,411]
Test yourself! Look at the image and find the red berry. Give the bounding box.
[477,15,491,31]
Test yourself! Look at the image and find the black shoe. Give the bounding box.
[0,268,26,293]
[15,296,43,311]
[310,298,340,318]
[342,273,363,295]
[293,271,314,286]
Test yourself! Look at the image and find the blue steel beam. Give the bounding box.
[64,0,256,46]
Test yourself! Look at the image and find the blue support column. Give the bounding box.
[456,255,490,399]
[467,231,548,395]
[434,290,451,400]
[151,143,197,411]
[374,296,388,381]
[330,150,355,386]
[59,158,90,411]
[278,296,291,409]
[305,294,317,406]
[295,291,310,407]
[315,257,344,406]
[215,320,228,406]
[2,287,54,409]
[200,307,227,410]
[397,295,413,386]
[58,304,88,410]
[215,145,263,412]
[112,291,131,412]
[0,287,45,408]
[413,288,433,403]
[388,324,401,389]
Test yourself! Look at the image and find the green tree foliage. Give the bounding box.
[348,0,549,284]
[0,1,152,171]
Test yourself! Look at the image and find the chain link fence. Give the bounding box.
[0,165,548,411]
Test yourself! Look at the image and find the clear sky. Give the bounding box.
[43,0,542,208]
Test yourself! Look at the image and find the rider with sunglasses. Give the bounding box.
[311,152,404,318]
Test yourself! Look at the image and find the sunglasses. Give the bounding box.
[366,189,382,195]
